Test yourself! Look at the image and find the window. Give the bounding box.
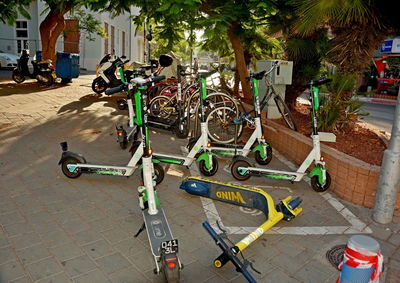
[122,31,125,56]
[111,25,115,55]
[104,22,109,54]
[15,20,28,54]
[16,21,27,29]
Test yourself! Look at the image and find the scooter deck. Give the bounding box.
[143,208,174,257]
[180,177,270,218]
[209,142,244,149]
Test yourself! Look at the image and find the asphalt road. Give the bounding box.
[0,69,12,81]
[360,101,397,133]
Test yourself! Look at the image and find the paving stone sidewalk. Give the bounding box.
[0,74,399,282]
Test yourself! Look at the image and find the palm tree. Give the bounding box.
[296,0,400,75]
[265,0,329,106]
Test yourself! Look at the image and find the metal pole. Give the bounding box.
[373,90,400,224]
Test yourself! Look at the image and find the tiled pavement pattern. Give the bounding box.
[0,71,399,282]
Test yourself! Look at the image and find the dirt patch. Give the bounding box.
[273,103,387,166]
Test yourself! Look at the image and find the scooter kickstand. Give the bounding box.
[134,222,146,238]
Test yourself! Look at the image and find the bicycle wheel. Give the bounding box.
[206,106,242,144]
[274,95,298,131]
[149,96,176,119]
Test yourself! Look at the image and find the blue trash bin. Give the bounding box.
[36,51,42,61]
[56,52,80,81]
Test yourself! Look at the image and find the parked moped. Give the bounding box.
[12,50,56,86]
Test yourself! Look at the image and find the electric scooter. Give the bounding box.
[231,78,336,192]
[58,77,168,185]
[179,177,302,282]
[151,71,219,176]
[131,75,183,282]
[114,55,175,149]
[205,64,279,165]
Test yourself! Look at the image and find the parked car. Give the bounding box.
[0,52,19,69]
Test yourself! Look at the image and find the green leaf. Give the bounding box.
[156,2,171,12]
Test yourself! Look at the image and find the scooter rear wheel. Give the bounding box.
[311,172,331,192]
[231,160,251,181]
[162,253,180,283]
[119,137,128,149]
[61,157,82,178]
[38,73,54,86]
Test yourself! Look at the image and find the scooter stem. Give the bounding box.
[142,156,158,215]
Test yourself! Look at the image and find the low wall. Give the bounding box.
[263,120,400,210]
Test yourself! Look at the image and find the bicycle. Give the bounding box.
[206,61,297,144]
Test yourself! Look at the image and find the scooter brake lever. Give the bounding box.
[216,221,227,235]
[246,259,261,274]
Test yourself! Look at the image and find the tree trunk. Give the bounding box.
[39,4,72,62]
[233,69,240,96]
[227,23,252,100]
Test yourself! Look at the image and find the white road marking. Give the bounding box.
[239,207,263,216]
[184,147,372,235]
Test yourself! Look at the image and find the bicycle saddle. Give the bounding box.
[308,78,332,87]
[249,70,266,80]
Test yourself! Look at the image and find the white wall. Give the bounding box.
[0,1,144,71]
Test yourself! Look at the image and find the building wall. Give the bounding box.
[0,1,143,71]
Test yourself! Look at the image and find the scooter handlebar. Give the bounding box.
[202,221,257,283]
[147,75,166,84]
[105,84,126,95]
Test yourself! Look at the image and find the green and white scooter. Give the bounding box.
[231,78,335,192]
[129,76,183,282]
[151,71,219,176]
[205,64,279,165]
[58,77,167,185]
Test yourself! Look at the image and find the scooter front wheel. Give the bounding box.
[174,118,189,139]
[61,157,82,178]
[141,163,164,185]
[12,72,25,83]
[311,172,331,192]
[231,160,251,181]
[255,144,272,165]
[199,156,218,176]
[92,77,107,94]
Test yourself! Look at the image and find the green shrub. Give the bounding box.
[317,73,369,132]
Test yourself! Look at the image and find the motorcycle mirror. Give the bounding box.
[159,54,173,68]
[121,55,127,59]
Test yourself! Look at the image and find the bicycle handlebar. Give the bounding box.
[202,221,257,283]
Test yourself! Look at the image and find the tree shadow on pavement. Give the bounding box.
[57,94,125,115]
[0,81,68,97]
